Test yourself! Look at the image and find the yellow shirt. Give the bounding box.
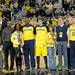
[11,31,24,47]
[46,32,55,47]
[22,25,34,41]
[69,25,75,41]
[36,26,47,47]
[25,5,30,12]
[29,19,33,25]
[5,0,10,5]
[14,2,18,8]
[29,7,33,13]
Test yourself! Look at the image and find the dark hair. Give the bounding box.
[12,23,22,33]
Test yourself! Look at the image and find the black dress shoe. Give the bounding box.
[4,66,9,70]
[20,69,23,72]
[58,68,62,71]
[69,68,75,71]
[31,67,35,71]
[25,67,30,71]
[50,69,56,71]
[64,68,69,71]
[37,67,40,70]
[10,67,14,70]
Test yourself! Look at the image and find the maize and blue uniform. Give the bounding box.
[22,24,35,69]
[35,25,49,69]
[69,25,75,68]
[35,25,48,56]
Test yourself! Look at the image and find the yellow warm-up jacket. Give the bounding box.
[11,31,24,47]
[46,32,56,47]
[69,25,75,41]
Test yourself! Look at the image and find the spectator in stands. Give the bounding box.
[62,0,71,12]
[14,1,18,14]
[1,16,7,30]
[35,4,40,17]
[70,8,75,16]
[1,2,7,12]
[60,8,67,16]
[18,0,24,10]
[5,0,10,6]
[44,2,53,17]
[10,1,14,12]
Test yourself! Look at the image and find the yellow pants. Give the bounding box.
[35,46,47,56]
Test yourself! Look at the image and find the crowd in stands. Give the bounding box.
[0,0,74,23]
[22,0,75,17]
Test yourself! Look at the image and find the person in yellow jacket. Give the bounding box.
[11,23,24,71]
[35,19,49,69]
[5,0,10,5]
[51,17,58,26]
[67,18,75,70]
[46,26,56,71]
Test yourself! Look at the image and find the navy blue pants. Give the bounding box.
[3,42,15,69]
[23,40,35,69]
[70,41,75,68]
[14,47,22,70]
[67,48,70,69]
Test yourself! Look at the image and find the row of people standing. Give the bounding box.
[56,18,75,70]
[1,17,75,71]
[1,19,56,71]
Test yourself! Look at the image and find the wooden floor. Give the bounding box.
[0,55,64,74]
[0,48,65,75]
[0,70,75,75]
[5,55,64,70]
